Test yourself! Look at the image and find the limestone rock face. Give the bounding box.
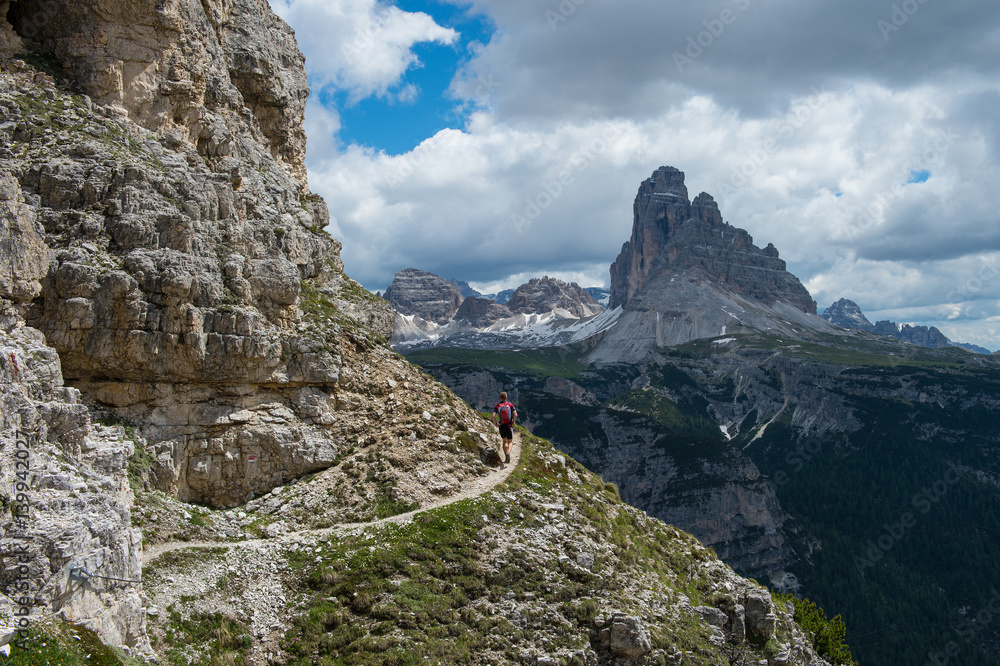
[0,0,400,652]
[0,10,399,506]
[384,268,464,325]
[2,0,397,630]
[0,174,47,302]
[1,313,150,656]
[506,276,604,318]
[6,0,308,181]
[454,296,511,328]
[609,166,816,314]
[591,167,834,361]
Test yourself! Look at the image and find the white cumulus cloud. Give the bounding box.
[272,0,458,102]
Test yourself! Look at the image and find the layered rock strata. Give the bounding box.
[506,275,604,318]
[0,0,391,651]
[592,168,833,361]
[0,167,147,652]
[609,166,816,313]
[384,267,463,324]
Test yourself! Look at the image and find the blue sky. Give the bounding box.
[271,0,1000,350]
[329,1,494,154]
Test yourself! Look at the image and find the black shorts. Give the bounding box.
[499,424,513,440]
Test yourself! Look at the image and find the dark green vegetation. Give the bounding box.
[775,594,856,665]
[408,332,1000,666]
[157,609,253,665]
[407,345,587,379]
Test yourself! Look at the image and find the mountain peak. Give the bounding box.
[821,298,875,332]
[384,268,463,324]
[645,165,690,203]
[507,276,603,318]
[609,166,815,314]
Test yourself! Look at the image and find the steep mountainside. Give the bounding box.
[411,329,1000,666]
[592,168,835,363]
[609,167,815,314]
[0,2,843,664]
[385,267,463,324]
[821,299,875,332]
[507,276,604,318]
[413,348,799,578]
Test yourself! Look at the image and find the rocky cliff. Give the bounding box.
[610,167,816,313]
[592,168,833,362]
[507,276,604,318]
[0,0,396,653]
[384,267,463,324]
[1,168,148,654]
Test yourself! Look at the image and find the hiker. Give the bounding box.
[493,392,518,464]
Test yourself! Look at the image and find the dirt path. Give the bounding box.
[142,434,522,565]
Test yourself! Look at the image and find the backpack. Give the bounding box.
[496,402,514,425]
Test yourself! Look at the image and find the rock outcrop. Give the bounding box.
[592,168,834,361]
[609,166,816,313]
[1,165,147,652]
[5,0,309,182]
[384,268,464,324]
[507,276,604,318]
[0,0,393,652]
[454,295,511,327]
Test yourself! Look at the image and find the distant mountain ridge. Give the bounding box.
[822,298,993,353]
[386,271,615,349]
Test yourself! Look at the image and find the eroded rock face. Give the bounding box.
[609,166,816,314]
[454,295,511,327]
[1,313,149,655]
[507,276,604,318]
[0,0,398,650]
[6,0,308,181]
[596,612,652,660]
[384,268,464,325]
[0,174,47,302]
[1,0,396,504]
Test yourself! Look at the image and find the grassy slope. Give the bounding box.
[140,431,831,665]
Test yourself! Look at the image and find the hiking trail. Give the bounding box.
[142,433,522,565]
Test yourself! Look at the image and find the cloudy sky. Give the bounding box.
[270,0,1000,350]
